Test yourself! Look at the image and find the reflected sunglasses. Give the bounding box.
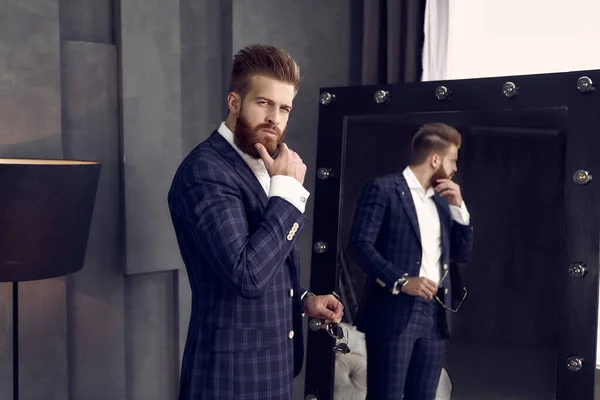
[434,268,468,313]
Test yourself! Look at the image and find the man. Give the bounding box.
[347,123,474,400]
[168,44,343,400]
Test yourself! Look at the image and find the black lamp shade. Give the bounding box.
[0,159,101,282]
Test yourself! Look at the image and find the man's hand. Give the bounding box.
[401,277,438,301]
[303,294,344,324]
[434,178,463,207]
[255,143,307,185]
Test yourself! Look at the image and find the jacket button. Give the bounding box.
[289,288,294,297]
[444,288,449,294]
[288,330,295,339]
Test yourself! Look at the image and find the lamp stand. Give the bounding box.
[13,281,19,400]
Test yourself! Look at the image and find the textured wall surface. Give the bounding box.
[120,0,183,275]
[62,40,126,400]
[0,2,66,399]
[0,1,354,399]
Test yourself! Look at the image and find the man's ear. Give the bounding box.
[227,92,241,115]
[430,153,440,169]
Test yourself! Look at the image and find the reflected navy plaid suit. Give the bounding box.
[348,174,473,400]
[168,131,306,400]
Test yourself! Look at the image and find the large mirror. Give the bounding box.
[336,108,566,400]
[305,70,600,400]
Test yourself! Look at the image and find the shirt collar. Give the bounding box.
[217,122,266,171]
[403,166,435,199]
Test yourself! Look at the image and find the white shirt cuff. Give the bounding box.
[269,175,310,213]
[450,201,470,225]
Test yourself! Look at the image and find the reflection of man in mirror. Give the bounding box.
[168,44,344,400]
[347,123,474,400]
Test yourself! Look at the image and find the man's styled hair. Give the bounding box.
[229,44,300,98]
[410,122,462,164]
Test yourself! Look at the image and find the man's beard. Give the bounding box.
[430,166,454,186]
[233,110,286,159]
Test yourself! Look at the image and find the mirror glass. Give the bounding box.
[329,108,586,399]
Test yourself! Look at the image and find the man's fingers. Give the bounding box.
[425,280,438,294]
[436,179,456,186]
[418,290,432,301]
[437,188,454,197]
[419,287,435,298]
[316,301,336,321]
[254,143,273,167]
[417,278,437,293]
[435,182,452,192]
[333,302,344,321]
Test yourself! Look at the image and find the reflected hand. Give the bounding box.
[435,179,463,207]
[303,294,344,324]
[401,277,438,301]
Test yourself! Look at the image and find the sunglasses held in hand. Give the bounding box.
[308,291,350,354]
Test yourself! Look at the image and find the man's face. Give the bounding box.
[232,75,295,159]
[430,144,459,185]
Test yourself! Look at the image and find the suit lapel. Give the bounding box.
[395,175,421,244]
[208,131,268,207]
[209,131,297,276]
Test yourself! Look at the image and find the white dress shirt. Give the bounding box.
[217,122,310,213]
[402,166,470,286]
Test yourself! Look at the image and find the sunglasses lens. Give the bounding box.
[333,343,350,354]
[327,324,344,339]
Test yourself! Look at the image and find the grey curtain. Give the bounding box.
[360,0,427,84]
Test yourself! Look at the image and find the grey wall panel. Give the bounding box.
[0,283,12,400]
[0,1,62,150]
[120,0,183,275]
[177,268,191,368]
[231,1,352,398]
[180,0,230,153]
[0,2,66,399]
[125,271,179,400]
[61,41,126,400]
[177,0,232,373]
[19,279,69,400]
[59,0,114,44]
[0,136,63,158]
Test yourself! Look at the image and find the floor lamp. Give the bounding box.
[0,158,101,400]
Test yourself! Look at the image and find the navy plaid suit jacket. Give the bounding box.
[168,131,306,400]
[348,173,473,338]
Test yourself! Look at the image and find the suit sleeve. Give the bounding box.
[175,163,306,299]
[347,179,403,290]
[450,222,474,263]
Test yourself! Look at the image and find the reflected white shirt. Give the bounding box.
[403,166,470,285]
[217,122,310,213]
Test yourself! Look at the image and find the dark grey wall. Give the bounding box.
[0,2,66,399]
[0,1,354,399]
